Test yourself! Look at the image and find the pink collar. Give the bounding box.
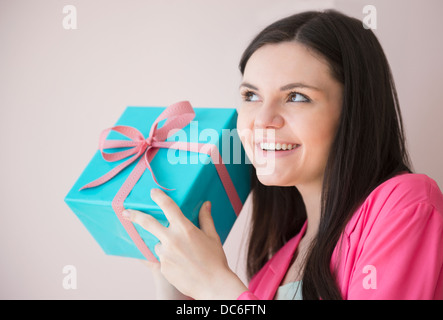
[251,221,307,299]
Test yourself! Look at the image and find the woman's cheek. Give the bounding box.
[236,107,254,158]
[301,118,337,173]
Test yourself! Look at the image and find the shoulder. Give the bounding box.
[370,173,442,207]
[336,173,443,299]
[345,173,443,235]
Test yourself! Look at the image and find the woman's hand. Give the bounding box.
[123,188,247,300]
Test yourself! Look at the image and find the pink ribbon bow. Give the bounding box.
[80,101,242,262]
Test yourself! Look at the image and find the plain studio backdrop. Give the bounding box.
[1,0,442,299]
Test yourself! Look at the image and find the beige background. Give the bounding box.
[1,0,442,299]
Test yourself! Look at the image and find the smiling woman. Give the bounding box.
[236,10,443,300]
[126,9,443,300]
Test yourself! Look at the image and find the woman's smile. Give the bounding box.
[255,141,301,158]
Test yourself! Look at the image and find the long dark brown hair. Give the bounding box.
[239,10,411,299]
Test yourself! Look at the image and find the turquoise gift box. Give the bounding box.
[64,103,252,260]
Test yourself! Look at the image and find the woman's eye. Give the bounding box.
[242,91,260,102]
[288,92,310,103]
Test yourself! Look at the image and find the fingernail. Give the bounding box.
[206,201,211,212]
[122,210,131,219]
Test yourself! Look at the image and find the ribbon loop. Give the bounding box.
[81,101,195,191]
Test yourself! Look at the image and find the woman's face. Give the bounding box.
[237,41,343,189]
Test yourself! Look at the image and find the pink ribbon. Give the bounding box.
[80,101,243,262]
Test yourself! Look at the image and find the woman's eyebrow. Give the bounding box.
[239,81,321,91]
[279,82,321,91]
[239,82,259,90]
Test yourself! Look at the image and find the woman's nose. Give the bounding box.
[253,102,284,129]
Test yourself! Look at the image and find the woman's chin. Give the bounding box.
[256,173,292,187]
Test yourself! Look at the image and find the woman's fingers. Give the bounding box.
[122,209,168,242]
[123,188,195,241]
[198,201,219,241]
[150,188,190,226]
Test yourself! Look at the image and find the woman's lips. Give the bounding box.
[254,142,301,158]
[258,142,300,151]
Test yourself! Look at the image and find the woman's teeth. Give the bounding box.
[259,142,298,151]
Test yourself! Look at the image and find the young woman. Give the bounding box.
[123,10,443,300]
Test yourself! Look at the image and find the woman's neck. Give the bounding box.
[296,181,322,239]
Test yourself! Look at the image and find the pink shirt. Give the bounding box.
[238,173,443,300]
